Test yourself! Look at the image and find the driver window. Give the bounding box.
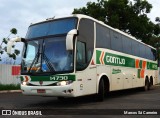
[76,41,86,70]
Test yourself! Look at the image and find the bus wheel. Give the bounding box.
[144,79,149,91]
[149,77,153,90]
[96,79,105,102]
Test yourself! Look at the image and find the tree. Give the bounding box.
[156,17,160,22]
[73,0,160,45]
[0,28,20,62]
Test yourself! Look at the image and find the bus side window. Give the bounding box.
[76,41,87,70]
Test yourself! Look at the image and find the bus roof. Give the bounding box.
[30,14,156,50]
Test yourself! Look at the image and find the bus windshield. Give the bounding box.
[21,18,77,74]
[26,18,77,39]
[22,37,73,74]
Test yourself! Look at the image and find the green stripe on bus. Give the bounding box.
[21,75,76,82]
[147,62,158,70]
[139,60,142,68]
[96,50,158,70]
[138,69,141,78]
[97,50,135,67]
[96,50,101,64]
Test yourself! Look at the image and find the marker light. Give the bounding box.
[56,80,73,86]
[22,82,29,86]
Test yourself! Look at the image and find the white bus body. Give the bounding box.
[8,14,158,101]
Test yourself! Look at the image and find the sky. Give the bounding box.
[0,0,98,63]
[0,0,159,63]
[0,0,159,40]
[0,0,96,40]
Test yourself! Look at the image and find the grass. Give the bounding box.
[0,84,20,91]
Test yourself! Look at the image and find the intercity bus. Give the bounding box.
[7,14,158,101]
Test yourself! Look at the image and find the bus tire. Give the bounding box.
[149,77,153,90]
[96,79,105,102]
[144,79,149,91]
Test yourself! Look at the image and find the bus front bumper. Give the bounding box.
[21,84,75,97]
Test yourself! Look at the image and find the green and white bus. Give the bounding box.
[7,14,158,101]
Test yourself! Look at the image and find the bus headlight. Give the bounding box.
[22,81,29,86]
[56,80,73,86]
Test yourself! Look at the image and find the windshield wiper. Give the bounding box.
[42,41,56,72]
[27,40,56,73]
[43,54,56,72]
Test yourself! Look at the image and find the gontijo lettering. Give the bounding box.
[106,55,125,65]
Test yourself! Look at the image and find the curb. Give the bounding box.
[0,90,21,93]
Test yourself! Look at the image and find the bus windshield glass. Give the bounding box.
[26,18,77,39]
[21,18,77,74]
[22,37,73,74]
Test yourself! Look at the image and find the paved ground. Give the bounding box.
[0,86,160,118]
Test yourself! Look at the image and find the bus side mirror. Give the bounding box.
[66,29,78,50]
[7,37,26,54]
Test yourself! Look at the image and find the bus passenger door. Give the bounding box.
[76,41,97,96]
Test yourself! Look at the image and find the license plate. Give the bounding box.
[37,89,46,93]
